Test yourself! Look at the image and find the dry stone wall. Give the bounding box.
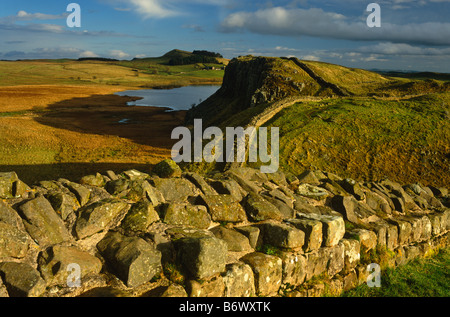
[0,160,449,297]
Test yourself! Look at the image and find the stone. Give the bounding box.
[386,224,399,250]
[78,287,131,297]
[326,243,345,277]
[152,159,182,178]
[279,251,307,287]
[17,197,71,247]
[161,203,211,229]
[259,221,305,250]
[197,194,247,223]
[0,262,46,297]
[97,232,162,288]
[13,179,31,198]
[340,178,365,201]
[64,182,91,207]
[75,198,130,239]
[209,178,247,202]
[235,226,261,250]
[222,262,256,297]
[287,218,323,252]
[296,184,329,201]
[321,179,350,196]
[0,172,19,199]
[123,169,149,180]
[37,245,102,287]
[297,170,321,186]
[243,192,283,221]
[365,190,392,216]
[105,178,130,196]
[304,248,328,280]
[80,173,105,187]
[225,169,262,194]
[241,252,282,296]
[151,177,201,202]
[186,275,225,297]
[0,222,30,259]
[174,236,228,279]
[340,239,360,274]
[210,226,252,252]
[183,173,218,196]
[45,191,79,221]
[347,229,377,252]
[0,200,23,228]
[120,200,160,233]
[389,219,412,245]
[420,216,432,241]
[331,195,380,225]
[159,284,188,297]
[297,213,345,247]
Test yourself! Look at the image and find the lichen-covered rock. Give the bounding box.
[186,275,225,297]
[340,239,360,274]
[279,251,307,287]
[80,173,105,187]
[243,192,283,221]
[210,226,252,252]
[97,232,162,288]
[0,222,30,259]
[297,213,345,247]
[197,194,247,223]
[209,178,247,202]
[222,262,256,297]
[0,172,19,199]
[183,172,218,196]
[151,177,201,202]
[0,262,46,297]
[75,198,130,239]
[17,196,71,247]
[37,245,102,287]
[347,229,377,252]
[259,221,305,250]
[288,218,323,251]
[332,195,380,225]
[152,159,182,178]
[297,184,330,201]
[174,236,228,279]
[161,203,211,229]
[120,200,160,233]
[240,252,282,296]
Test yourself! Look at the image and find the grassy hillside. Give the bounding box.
[261,93,450,187]
[187,56,450,188]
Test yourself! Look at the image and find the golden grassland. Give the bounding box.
[0,58,224,183]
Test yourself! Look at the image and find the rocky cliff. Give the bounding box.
[0,161,448,297]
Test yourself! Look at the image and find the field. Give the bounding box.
[0,54,225,184]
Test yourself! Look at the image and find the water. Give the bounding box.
[116,85,220,111]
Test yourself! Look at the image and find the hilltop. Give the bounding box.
[185,56,450,187]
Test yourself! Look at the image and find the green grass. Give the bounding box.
[264,92,450,187]
[343,248,450,297]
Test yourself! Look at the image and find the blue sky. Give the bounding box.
[0,0,449,72]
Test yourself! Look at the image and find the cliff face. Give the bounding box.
[185,56,324,127]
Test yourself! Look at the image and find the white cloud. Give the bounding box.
[109,49,130,59]
[220,6,450,46]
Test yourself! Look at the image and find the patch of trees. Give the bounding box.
[168,50,223,66]
[77,57,119,62]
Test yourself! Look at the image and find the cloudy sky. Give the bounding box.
[1,0,449,72]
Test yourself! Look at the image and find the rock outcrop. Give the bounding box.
[0,162,448,297]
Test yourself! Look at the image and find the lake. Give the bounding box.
[116,85,220,111]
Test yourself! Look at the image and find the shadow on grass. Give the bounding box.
[32,93,187,149]
[0,163,154,185]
